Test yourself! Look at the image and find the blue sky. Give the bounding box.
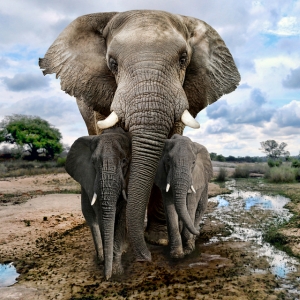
[0,0,300,156]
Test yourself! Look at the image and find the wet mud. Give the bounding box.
[0,175,300,299]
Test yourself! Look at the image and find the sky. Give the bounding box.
[0,0,299,157]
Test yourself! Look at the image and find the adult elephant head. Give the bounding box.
[39,10,240,261]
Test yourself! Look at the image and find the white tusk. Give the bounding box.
[166,183,170,192]
[97,111,119,129]
[122,189,127,200]
[91,193,97,205]
[181,110,200,129]
[191,185,196,193]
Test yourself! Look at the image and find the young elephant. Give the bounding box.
[66,127,131,280]
[155,134,213,258]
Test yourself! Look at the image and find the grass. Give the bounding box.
[265,166,297,183]
[0,159,66,178]
[216,167,227,182]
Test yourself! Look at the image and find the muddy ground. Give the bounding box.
[0,172,299,299]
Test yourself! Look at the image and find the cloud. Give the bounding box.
[238,83,251,89]
[206,88,274,125]
[282,67,300,88]
[272,100,300,127]
[1,73,50,91]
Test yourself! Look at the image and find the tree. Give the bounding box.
[260,140,290,160]
[0,115,63,160]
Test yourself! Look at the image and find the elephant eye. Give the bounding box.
[122,158,127,165]
[109,57,118,73]
[179,52,187,68]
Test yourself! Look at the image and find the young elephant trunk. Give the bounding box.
[98,168,121,280]
[172,170,199,235]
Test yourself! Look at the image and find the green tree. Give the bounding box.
[260,140,290,160]
[0,115,63,160]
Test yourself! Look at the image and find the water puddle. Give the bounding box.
[206,180,299,295]
[0,263,19,287]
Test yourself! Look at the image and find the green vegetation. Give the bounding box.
[267,159,282,167]
[265,166,297,183]
[0,160,66,178]
[0,114,63,160]
[216,167,227,181]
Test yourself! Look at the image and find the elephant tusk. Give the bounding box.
[191,185,196,193]
[166,183,170,192]
[122,189,127,201]
[181,110,200,129]
[91,193,97,205]
[97,111,119,129]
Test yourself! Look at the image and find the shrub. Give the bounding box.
[265,166,296,183]
[267,159,282,168]
[57,157,66,167]
[291,159,300,168]
[216,167,227,181]
[233,165,250,178]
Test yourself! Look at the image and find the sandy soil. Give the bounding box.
[0,173,298,299]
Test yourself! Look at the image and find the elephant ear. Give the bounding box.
[39,12,118,114]
[180,16,241,116]
[192,142,213,190]
[66,136,99,200]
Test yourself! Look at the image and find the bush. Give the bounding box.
[233,165,250,178]
[56,157,66,167]
[291,159,300,168]
[267,159,282,168]
[216,167,227,181]
[265,166,296,183]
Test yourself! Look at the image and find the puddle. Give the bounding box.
[207,180,299,295]
[0,263,19,287]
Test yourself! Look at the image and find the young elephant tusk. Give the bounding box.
[191,185,196,193]
[166,183,170,192]
[181,110,200,129]
[97,111,119,129]
[91,193,97,205]
[122,189,127,201]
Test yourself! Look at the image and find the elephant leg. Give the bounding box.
[162,191,184,258]
[81,188,104,262]
[194,186,208,228]
[144,184,168,245]
[112,198,127,275]
[182,192,199,255]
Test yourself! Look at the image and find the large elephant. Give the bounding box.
[40,10,240,261]
[155,134,213,258]
[65,128,131,279]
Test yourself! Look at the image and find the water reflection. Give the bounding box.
[207,179,299,286]
[0,263,19,287]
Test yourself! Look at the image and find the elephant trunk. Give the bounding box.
[172,169,199,235]
[98,166,121,280]
[127,132,166,261]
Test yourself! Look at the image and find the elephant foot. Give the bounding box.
[112,260,124,276]
[183,239,195,255]
[170,246,184,259]
[144,224,168,246]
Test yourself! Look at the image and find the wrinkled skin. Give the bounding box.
[155,135,213,258]
[40,10,240,261]
[65,128,131,280]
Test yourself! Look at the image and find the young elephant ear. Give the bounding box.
[39,12,118,114]
[66,136,99,200]
[192,142,213,190]
[180,16,241,117]
[154,142,170,191]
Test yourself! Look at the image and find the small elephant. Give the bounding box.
[155,134,213,258]
[65,127,131,280]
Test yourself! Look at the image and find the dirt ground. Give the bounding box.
[0,173,299,299]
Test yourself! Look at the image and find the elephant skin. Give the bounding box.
[65,128,131,280]
[40,10,240,261]
[155,134,213,258]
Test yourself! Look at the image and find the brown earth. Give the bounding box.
[0,173,298,299]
